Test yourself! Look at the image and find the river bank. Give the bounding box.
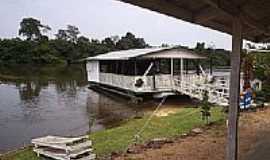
[0,64,205,154]
[1,64,269,160]
[0,106,225,160]
[115,107,270,160]
[3,106,270,160]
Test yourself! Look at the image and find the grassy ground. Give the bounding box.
[90,107,225,156]
[1,148,37,160]
[1,107,225,160]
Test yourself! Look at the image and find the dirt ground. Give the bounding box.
[114,108,270,160]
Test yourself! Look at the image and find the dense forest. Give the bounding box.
[0,17,232,66]
[0,17,148,64]
[1,17,269,70]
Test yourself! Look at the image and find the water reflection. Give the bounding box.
[86,90,140,133]
[0,64,144,153]
[18,82,42,101]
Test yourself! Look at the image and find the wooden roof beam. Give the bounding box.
[201,0,270,37]
[253,34,270,43]
[240,13,270,36]
[120,0,194,21]
[193,7,221,23]
[202,0,240,16]
[207,21,232,33]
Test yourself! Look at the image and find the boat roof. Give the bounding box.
[86,47,206,61]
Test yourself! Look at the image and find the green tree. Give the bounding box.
[55,29,68,41]
[201,90,211,124]
[116,32,147,50]
[110,35,120,44]
[19,17,51,41]
[1,19,153,65]
[31,43,60,64]
[0,38,35,63]
[53,26,81,64]
[89,39,111,56]
[50,39,75,64]
[102,37,116,51]
[251,51,270,100]
[161,43,169,47]
[241,51,255,90]
[195,42,205,52]
[66,25,80,43]
[76,36,91,58]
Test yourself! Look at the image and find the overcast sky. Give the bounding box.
[1,0,233,50]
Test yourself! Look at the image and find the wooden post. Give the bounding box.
[171,58,174,86]
[196,60,200,75]
[134,59,137,76]
[120,61,124,74]
[226,16,242,160]
[171,58,174,77]
[178,59,181,75]
[210,50,214,75]
[186,59,188,74]
[153,60,156,90]
[180,58,184,88]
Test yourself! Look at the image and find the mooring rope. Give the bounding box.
[133,96,168,142]
[122,97,202,152]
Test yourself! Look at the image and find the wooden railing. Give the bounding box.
[98,73,230,105]
[99,73,174,92]
[99,73,136,91]
[173,74,230,105]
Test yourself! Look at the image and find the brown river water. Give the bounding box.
[0,64,135,153]
[0,64,192,153]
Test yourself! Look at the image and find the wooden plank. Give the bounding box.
[69,148,93,158]
[180,58,184,88]
[34,148,94,160]
[226,17,242,160]
[68,141,92,152]
[170,58,173,77]
[32,136,89,151]
[77,154,96,160]
[171,58,174,86]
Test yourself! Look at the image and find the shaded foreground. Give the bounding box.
[0,107,224,160]
[115,108,270,160]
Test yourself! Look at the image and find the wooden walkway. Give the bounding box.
[173,74,229,106]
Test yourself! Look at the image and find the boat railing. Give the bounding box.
[173,74,229,105]
[99,72,230,105]
[99,73,136,91]
[99,73,175,92]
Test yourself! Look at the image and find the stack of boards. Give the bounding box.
[32,135,95,160]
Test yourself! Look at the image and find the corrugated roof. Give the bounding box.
[141,48,206,59]
[87,47,206,60]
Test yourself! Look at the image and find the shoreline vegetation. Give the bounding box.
[0,17,149,65]
[0,107,225,160]
[0,17,232,68]
[0,64,87,82]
